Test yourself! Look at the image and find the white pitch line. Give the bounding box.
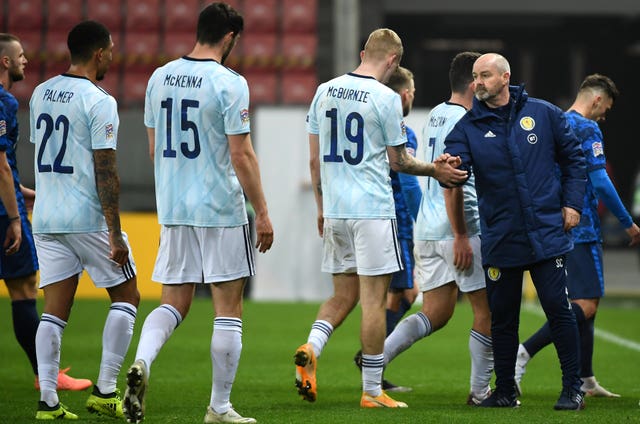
[522,302,640,352]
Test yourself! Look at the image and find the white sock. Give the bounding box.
[36,313,66,407]
[307,320,333,358]
[97,302,137,394]
[469,329,493,396]
[361,353,384,396]
[384,312,432,365]
[210,317,243,414]
[135,304,182,376]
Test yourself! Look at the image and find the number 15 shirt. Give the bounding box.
[144,57,250,228]
[29,74,118,234]
[306,73,406,219]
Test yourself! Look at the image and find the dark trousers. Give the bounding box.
[485,256,582,393]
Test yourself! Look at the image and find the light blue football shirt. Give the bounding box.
[29,74,118,233]
[306,73,406,219]
[145,57,249,227]
[416,101,480,240]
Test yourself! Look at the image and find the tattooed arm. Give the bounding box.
[93,148,128,266]
[387,144,467,187]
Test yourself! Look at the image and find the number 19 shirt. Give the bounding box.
[145,57,250,227]
[306,73,406,219]
[29,74,118,233]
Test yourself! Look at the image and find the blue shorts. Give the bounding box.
[566,242,604,299]
[0,213,39,279]
[390,238,414,291]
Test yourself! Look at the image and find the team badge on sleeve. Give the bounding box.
[519,117,535,131]
[105,123,114,139]
[591,141,603,157]
[400,120,406,137]
[240,108,250,124]
[0,120,6,136]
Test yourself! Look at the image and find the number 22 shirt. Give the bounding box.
[306,73,406,219]
[29,74,119,233]
[145,57,250,227]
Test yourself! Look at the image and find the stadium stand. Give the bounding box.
[0,0,319,106]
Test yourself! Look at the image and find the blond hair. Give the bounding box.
[363,28,403,62]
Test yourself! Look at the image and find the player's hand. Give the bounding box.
[452,234,473,271]
[562,207,581,232]
[433,156,467,187]
[4,219,22,255]
[108,232,129,266]
[317,212,324,238]
[254,212,274,253]
[626,223,640,247]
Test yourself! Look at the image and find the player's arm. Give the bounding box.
[590,167,640,246]
[0,150,21,254]
[444,186,472,270]
[387,144,466,187]
[309,133,323,237]
[228,133,273,253]
[20,184,35,211]
[93,148,128,265]
[147,127,156,162]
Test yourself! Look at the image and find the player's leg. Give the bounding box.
[466,287,493,404]
[295,272,359,403]
[384,239,457,365]
[386,238,416,335]
[478,265,521,407]
[205,277,256,423]
[33,233,82,419]
[201,224,257,423]
[66,231,139,418]
[354,219,406,408]
[35,274,79,418]
[569,242,618,397]
[530,257,583,410]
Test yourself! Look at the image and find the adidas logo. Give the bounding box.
[484,131,496,138]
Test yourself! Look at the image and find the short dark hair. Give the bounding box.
[67,21,111,63]
[197,2,244,46]
[0,33,20,56]
[449,51,481,94]
[386,66,413,93]
[579,73,619,101]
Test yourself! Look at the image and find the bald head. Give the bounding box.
[472,53,511,107]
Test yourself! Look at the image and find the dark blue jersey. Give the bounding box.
[566,110,632,243]
[0,84,25,216]
[390,126,421,240]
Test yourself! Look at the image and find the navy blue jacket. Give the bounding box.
[444,85,586,267]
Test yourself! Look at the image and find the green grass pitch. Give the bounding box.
[1,297,638,423]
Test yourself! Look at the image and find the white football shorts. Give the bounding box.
[414,235,485,293]
[152,224,254,284]
[35,231,136,288]
[321,218,402,276]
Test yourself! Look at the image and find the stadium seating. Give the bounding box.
[86,0,124,32]
[6,0,43,31]
[241,33,278,70]
[123,32,161,71]
[162,32,194,61]
[0,0,319,107]
[281,71,316,104]
[121,70,152,106]
[282,0,317,33]
[125,0,161,32]
[281,34,317,70]
[242,0,278,33]
[244,71,278,104]
[46,0,83,32]
[164,0,200,32]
